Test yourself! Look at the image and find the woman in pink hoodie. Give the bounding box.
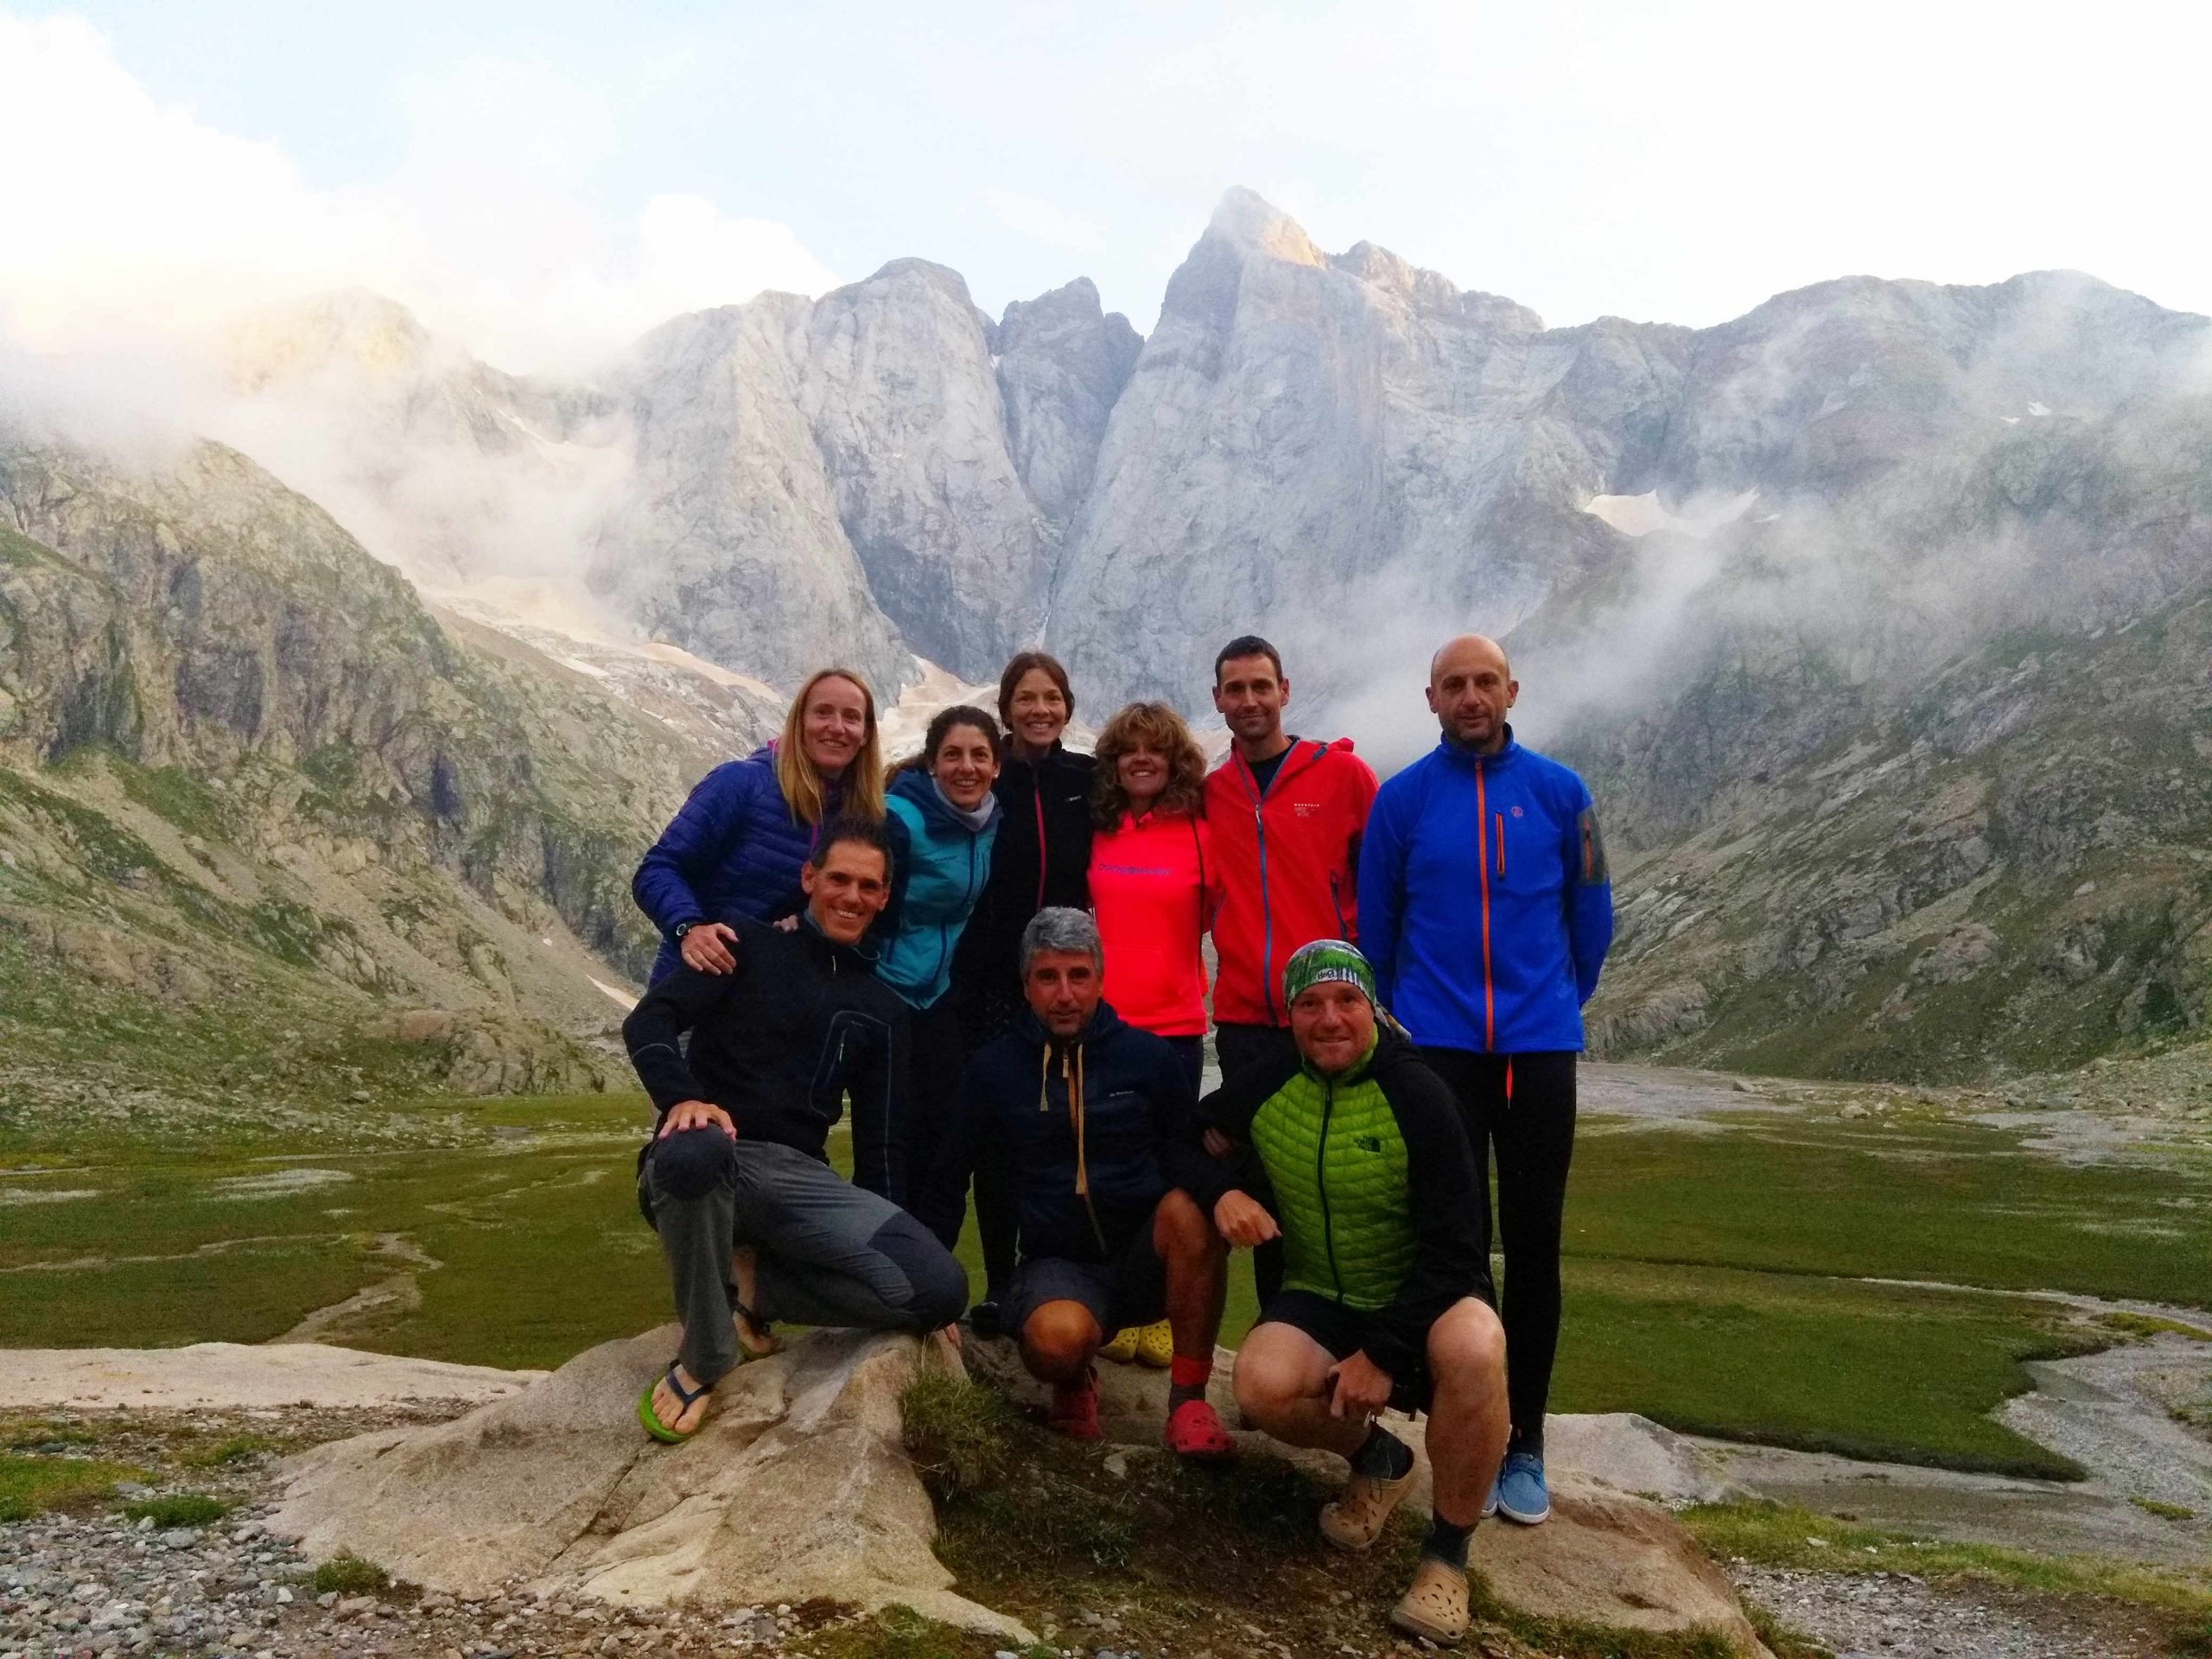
[1087,702,1224,1100]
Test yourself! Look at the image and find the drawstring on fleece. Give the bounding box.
[1038,1041,1091,1196]
[1042,1037,1107,1251]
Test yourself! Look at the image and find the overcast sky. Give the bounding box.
[5,1,2209,372]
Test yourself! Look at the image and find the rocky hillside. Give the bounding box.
[0,424,754,1116]
[1581,582,2212,1080]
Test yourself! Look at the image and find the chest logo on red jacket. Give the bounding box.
[1294,800,1320,817]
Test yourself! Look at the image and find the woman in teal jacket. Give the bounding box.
[879,706,1002,1205]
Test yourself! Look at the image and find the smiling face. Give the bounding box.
[1212,652,1289,750]
[801,839,891,944]
[1289,981,1376,1077]
[930,719,1001,811]
[1025,947,1102,1039]
[1426,635,1517,753]
[799,675,871,777]
[1116,737,1169,815]
[1006,668,1070,759]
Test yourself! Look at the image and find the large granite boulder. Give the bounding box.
[274,1325,1771,1651]
[268,1325,1026,1640]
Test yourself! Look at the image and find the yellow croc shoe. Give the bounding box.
[1098,1326,1141,1363]
[1134,1319,1174,1370]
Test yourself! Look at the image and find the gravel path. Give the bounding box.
[0,1408,857,1659]
[0,1503,833,1659]
[1732,1565,2188,1658]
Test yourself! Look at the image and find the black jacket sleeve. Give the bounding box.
[912,1050,988,1249]
[621,963,738,1120]
[1361,1056,1491,1382]
[1186,1052,1301,1213]
[845,995,909,1199]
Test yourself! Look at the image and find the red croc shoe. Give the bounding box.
[1047,1372,1103,1441]
[1162,1398,1235,1460]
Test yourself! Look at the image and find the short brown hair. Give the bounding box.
[996,650,1075,731]
[1090,702,1206,830]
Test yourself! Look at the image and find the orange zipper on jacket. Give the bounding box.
[1476,764,1495,1050]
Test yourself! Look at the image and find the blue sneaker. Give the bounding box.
[1481,1473,1499,1518]
[1495,1448,1549,1525]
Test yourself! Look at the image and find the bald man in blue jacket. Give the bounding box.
[1357,634,1612,1529]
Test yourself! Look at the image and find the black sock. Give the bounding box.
[1351,1424,1414,1480]
[1422,1513,1474,1571]
[1167,1380,1206,1411]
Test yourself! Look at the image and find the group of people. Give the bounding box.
[619,633,1613,1645]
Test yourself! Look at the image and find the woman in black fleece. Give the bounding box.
[944,651,1096,1321]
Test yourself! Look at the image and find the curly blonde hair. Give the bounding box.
[1090,701,1206,830]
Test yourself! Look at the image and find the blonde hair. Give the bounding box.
[775,669,886,825]
[1091,701,1206,830]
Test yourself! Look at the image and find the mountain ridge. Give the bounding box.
[6,187,2209,1090]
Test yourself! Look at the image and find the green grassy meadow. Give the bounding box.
[3,1091,2206,1478]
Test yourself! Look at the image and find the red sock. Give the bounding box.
[1170,1355,1210,1389]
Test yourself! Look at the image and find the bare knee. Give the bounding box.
[1231,1353,1284,1423]
[1154,1188,1222,1261]
[1427,1299,1506,1395]
[1232,1347,1311,1427]
[1020,1300,1100,1382]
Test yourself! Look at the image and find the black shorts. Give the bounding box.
[1258,1290,1435,1413]
[1001,1211,1167,1338]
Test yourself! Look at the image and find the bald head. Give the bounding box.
[1427,633,1518,753]
[1429,634,1511,684]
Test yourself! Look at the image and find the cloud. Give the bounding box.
[984,188,1107,255]
[632,195,841,320]
[0,16,836,372]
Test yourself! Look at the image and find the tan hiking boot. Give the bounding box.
[1389,1556,1470,1644]
[1318,1465,1415,1551]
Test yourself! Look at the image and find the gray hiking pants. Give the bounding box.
[639,1129,969,1387]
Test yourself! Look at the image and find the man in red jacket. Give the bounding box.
[1205,635,1382,1087]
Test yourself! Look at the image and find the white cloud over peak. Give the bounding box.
[0,15,836,372]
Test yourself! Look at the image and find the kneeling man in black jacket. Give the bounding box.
[623,818,968,1442]
[918,907,1234,1458]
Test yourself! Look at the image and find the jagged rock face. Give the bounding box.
[588,258,1127,695]
[1046,194,2212,717]
[993,277,1141,527]
[1046,188,1663,709]
[799,260,1051,678]
[589,297,912,695]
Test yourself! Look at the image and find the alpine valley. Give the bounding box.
[4,187,2209,1114]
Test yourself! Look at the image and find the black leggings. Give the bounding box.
[903,997,1019,1300]
[1420,1048,1577,1449]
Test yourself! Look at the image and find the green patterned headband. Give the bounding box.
[1281,939,1376,1009]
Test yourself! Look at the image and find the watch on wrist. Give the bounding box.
[673,921,696,943]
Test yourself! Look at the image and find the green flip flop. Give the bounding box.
[638,1362,711,1443]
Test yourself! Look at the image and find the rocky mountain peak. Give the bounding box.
[993,279,1141,527]
[225,289,442,393]
[1205,185,1328,269]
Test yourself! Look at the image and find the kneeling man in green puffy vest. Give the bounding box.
[1190,940,1508,1645]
